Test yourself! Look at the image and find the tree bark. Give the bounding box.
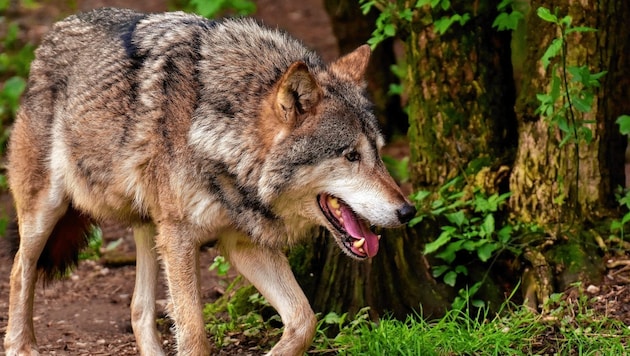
[407,1,517,189]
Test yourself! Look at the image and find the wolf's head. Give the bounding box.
[260,45,416,260]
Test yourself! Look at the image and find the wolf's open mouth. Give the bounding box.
[317,193,380,258]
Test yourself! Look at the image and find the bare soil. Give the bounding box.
[1,0,630,355]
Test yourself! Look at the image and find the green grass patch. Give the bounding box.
[316,295,629,355]
[204,264,629,355]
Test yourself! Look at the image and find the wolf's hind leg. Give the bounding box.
[131,223,166,356]
[4,200,69,356]
[220,230,317,356]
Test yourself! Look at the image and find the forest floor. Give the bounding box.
[1,0,630,355]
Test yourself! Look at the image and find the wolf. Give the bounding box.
[4,7,416,356]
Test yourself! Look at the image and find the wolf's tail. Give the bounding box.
[9,205,92,281]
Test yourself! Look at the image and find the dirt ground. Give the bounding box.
[1,0,630,355]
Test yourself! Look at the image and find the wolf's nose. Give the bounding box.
[397,204,416,224]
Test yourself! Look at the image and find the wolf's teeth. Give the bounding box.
[329,197,340,209]
[377,235,382,240]
[335,209,341,217]
[358,247,365,254]
[353,238,365,249]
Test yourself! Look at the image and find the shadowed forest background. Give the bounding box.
[1,0,629,354]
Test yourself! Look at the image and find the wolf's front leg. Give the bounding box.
[131,224,165,356]
[155,223,210,355]
[220,230,317,356]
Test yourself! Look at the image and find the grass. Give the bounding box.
[204,282,630,355]
[315,295,630,355]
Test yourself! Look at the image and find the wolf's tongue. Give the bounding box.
[340,206,379,258]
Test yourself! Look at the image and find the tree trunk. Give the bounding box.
[407,1,517,189]
[509,0,630,307]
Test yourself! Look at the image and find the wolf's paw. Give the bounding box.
[4,345,40,356]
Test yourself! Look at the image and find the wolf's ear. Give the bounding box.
[275,61,322,127]
[329,44,371,82]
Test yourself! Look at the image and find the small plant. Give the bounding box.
[209,255,231,277]
[611,115,630,240]
[203,279,280,349]
[184,0,256,18]
[492,0,524,31]
[78,226,103,261]
[359,0,470,49]
[409,177,516,306]
[535,7,604,148]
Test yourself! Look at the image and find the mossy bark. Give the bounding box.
[406,1,517,189]
[509,0,630,306]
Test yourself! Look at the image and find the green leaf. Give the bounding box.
[435,240,465,264]
[573,93,593,113]
[536,7,557,23]
[497,225,512,243]
[566,26,596,34]
[383,23,396,37]
[400,8,414,22]
[454,264,468,275]
[443,271,458,287]
[445,210,466,227]
[411,190,431,202]
[433,13,469,35]
[191,0,224,17]
[610,219,622,232]
[492,11,524,31]
[497,0,513,11]
[477,242,499,262]
[472,299,486,308]
[616,115,630,135]
[423,228,454,254]
[415,0,432,8]
[541,38,563,70]
[431,265,450,278]
[483,214,495,236]
[408,215,425,227]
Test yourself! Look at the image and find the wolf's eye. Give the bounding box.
[345,150,361,162]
